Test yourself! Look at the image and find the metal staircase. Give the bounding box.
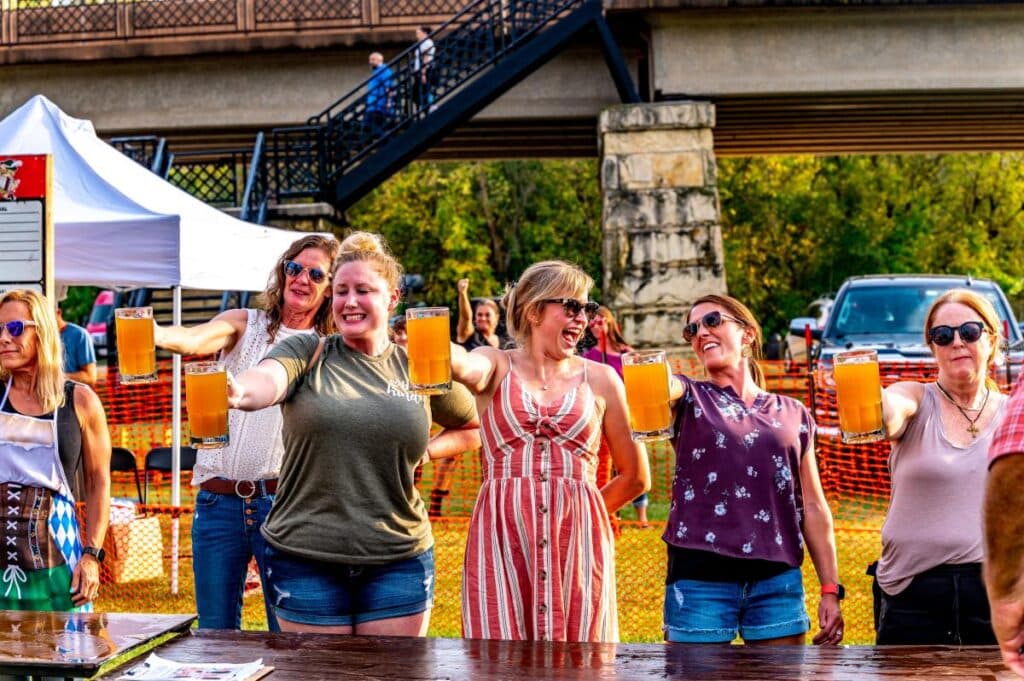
[270,0,638,210]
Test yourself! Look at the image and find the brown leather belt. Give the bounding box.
[199,478,278,498]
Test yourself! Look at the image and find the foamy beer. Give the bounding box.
[406,307,451,394]
[622,350,674,442]
[185,362,229,449]
[114,307,157,384]
[833,349,885,444]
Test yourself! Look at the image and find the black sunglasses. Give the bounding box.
[1,320,36,338]
[683,310,746,343]
[542,298,600,320]
[928,321,987,346]
[284,260,328,284]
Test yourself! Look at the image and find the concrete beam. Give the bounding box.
[650,5,1024,96]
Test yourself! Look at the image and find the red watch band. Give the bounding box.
[821,583,842,597]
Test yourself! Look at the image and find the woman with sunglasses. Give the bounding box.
[583,305,649,528]
[873,289,1008,645]
[0,289,110,612]
[663,294,843,646]
[153,234,338,632]
[228,231,478,636]
[450,260,650,642]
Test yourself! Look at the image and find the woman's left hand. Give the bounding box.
[70,555,101,606]
[812,594,844,645]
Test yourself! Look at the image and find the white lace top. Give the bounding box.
[192,309,317,484]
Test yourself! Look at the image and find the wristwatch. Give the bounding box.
[82,546,106,563]
[821,583,845,600]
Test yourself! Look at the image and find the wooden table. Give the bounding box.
[101,631,1015,680]
[0,610,194,679]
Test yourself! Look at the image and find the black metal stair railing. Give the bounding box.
[109,135,171,177]
[270,0,592,203]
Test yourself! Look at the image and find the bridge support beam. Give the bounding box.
[599,102,726,354]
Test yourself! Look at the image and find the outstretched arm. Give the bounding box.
[155,308,248,357]
[228,358,290,411]
[881,381,925,440]
[593,363,650,512]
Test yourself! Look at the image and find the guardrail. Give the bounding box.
[0,0,467,47]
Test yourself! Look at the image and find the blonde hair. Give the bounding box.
[501,260,593,347]
[260,234,340,342]
[687,294,766,390]
[924,288,1003,391]
[334,231,404,290]
[0,289,66,413]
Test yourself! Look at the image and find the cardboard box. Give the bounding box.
[101,516,164,584]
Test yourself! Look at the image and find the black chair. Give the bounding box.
[110,447,144,503]
[143,447,197,504]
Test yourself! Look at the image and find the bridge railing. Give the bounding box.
[0,0,467,47]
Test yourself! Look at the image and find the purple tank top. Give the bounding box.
[582,347,623,378]
[664,375,814,567]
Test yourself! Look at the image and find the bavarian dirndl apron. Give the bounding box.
[0,379,87,612]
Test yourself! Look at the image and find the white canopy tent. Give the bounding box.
[1,95,305,591]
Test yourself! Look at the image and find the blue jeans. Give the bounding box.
[192,487,279,631]
[664,568,810,643]
[264,545,435,627]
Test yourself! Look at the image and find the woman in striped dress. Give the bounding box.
[451,260,650,642]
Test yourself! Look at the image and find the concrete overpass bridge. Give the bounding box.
[3,0,1023,348]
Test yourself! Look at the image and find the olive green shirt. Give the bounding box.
[261,334,476,564]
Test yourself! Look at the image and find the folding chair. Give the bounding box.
[143,447,197,504]
[110,447,143,503]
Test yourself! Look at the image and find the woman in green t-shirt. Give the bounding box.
[228,231,479,637]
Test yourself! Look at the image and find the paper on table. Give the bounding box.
[116,652,273,681]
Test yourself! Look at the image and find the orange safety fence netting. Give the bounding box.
[89,358,1021,643]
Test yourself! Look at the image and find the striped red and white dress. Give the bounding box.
[462,358,618,642]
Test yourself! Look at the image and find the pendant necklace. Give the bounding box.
[935,381,990,438]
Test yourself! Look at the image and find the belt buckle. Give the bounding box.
[233,480,257,499]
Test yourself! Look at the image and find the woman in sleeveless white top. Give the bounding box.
[154,235,338,631]
[877,289,1009,645]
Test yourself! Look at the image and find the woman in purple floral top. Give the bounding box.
[662,294,843,645]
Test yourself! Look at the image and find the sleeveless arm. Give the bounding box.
[71,384,111,606]
[155,308,248,356]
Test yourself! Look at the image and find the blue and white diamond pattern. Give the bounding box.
[48,494,82,573]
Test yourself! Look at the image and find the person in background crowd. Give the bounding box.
[56,304,97,387]
[583,305,649,527]
[985,370,1024,677]
[663,294,843,645]
[229,231,479,636]
[154,234,339,632]
[390,315,408,348]
[0,289,110,612]
[412,26,436,113]
[456,278,509,351]
[366,52,396,137]
[874,289,1007,645]
[451,260,649,642]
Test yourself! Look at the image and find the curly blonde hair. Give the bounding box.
[333,231,404,290]
[501,261,593,348]
[0,289,66,413]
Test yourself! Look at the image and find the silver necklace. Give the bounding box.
[935,381,990,438]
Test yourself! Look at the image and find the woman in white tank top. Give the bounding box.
[877,288,1009,645]
[154,234,338,632]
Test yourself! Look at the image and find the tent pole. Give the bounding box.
[171,285,182,595]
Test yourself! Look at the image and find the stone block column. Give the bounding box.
[599,101,727,354]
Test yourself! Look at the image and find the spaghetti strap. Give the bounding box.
[582,357,589,384]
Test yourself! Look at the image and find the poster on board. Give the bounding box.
[0,154,53,299]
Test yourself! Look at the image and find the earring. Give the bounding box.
[742,345,752,358]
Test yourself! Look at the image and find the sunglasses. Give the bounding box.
[542,298,600,320]
[1,320,36,338]
[928,321,987,346]
[284,260,328,284]
[683,310,746,343]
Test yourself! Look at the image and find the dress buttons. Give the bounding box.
[245,509,254,515]
[539,603,547,614]
[245,519,254,526]
[539,505,548,514]
[539,473,548,482]
[539,538,548,548]
[540,569,547,580]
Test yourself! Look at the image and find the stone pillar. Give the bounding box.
[599,102,727,355]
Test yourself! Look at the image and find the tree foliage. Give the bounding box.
[348,154,1024,336]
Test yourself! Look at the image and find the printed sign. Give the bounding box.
[0,155,52,298]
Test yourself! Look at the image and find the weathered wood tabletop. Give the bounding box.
[100,630,1017,680]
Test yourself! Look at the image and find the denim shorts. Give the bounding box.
[663,568,810,643]
[264,545,435,626]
